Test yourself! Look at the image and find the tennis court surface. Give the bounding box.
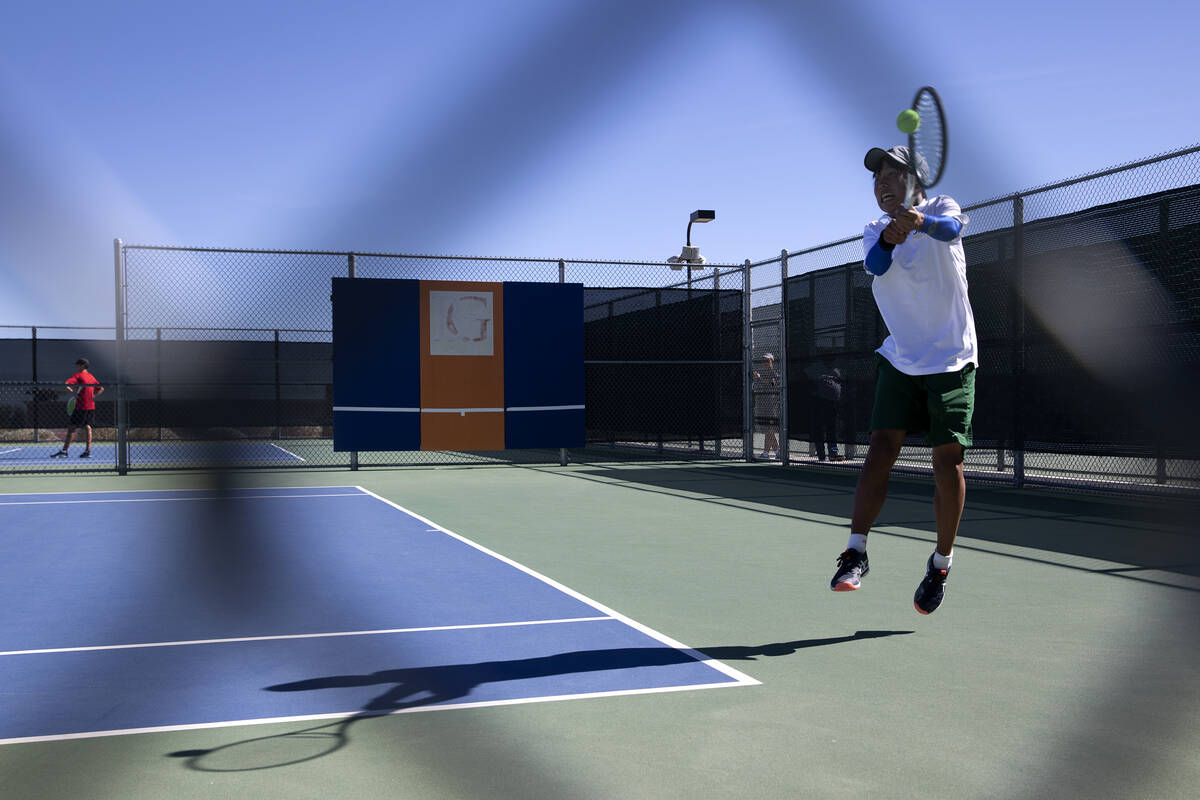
[0,441,309,468]
[1,463,1197,799]
[0,485,754,745]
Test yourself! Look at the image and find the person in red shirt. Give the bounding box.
[52,358,104,458]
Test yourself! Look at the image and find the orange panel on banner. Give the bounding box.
[419,280,505,450]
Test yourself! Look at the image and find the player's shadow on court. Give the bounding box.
[269,629,912,711]
[168,630,909,772]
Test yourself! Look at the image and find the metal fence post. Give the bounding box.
[274,329,282,440]
[156,328,163,441]
[31,326,38,443]
[714,266,722,458]
[1012,198,1025,488]
[742,259,752,461]
[1155,199,1170,484]
[113,239,128,475]
[559,259,568,467]
[348,252,358,472]
[778,250,789,465]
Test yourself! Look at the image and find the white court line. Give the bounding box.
[0,681,751,746]
[0,492,368,506]
[0,616,612,657]
[0,484,367,499]
[0,448,20,455]
[268,442,306,462]
[354,486,761,689]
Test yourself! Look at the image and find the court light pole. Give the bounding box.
[667,209,715,269]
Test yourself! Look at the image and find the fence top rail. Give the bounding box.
[119,243,742,269]
[1,324,117,332]
[962,142,1200,210]
[774,233,866,264]
[765,141,1200,267]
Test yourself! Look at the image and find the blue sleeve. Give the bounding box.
[921,214,963,241]
[864,240,893,275]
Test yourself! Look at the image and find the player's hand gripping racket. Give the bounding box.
[902,86,948,209]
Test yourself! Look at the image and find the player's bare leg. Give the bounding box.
[914,442,965,614]
[54,425,77,456]
[930,442,966,556]
[849,429,905,534]
[832,429,904,591]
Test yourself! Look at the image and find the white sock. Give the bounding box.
[846,533,868,553]
[932,550,953,570]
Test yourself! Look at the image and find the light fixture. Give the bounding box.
[667,209,716,269]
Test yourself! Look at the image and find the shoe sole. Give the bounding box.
[832,582,860,592]
[914,603,934,615]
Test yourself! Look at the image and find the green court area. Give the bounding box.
[1,461,1197,799]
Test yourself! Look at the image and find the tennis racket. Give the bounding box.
[66,394,76,417]
[903,86,948,208]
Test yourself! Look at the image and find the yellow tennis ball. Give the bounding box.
[896,109,921,134]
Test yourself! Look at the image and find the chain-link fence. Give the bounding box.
[3,145,1198,494]
[44,252,745,472]
[756,144,1200,494]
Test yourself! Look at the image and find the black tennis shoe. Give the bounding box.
[830,548,869,592]
[79,451,91,458]
[51,449,68,458]
[914,555,949,615]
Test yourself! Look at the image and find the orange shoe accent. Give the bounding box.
[832,581,861,592]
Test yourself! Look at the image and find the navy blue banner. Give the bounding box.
[332,278,421,451]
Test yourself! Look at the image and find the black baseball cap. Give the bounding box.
[864,146,930,184]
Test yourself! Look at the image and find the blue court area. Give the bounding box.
[0,486,754,744]
[0,441,307,467]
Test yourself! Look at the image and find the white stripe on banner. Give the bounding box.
[334,405,584,414]
[422,408,504,414]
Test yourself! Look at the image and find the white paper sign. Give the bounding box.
[429,291,494,356]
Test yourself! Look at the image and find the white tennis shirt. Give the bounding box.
[862,195,977,375]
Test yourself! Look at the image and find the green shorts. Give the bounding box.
[869,354,976,448]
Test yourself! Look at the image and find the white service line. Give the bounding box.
[0,680,754,747]
[0,616,613,657]
[0,492,368,506]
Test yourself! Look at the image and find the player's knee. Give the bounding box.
[931,444,964,473]
[868,430,903,461]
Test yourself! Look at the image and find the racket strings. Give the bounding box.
[911,90,945,188]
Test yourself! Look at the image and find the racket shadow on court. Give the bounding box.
[167,630,910,772]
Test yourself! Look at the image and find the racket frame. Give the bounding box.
[905,85,947,207]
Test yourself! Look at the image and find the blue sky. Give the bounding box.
[2,0,1196,329]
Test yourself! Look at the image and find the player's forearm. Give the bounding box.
[920,214,963,241]
[865,240,894,275]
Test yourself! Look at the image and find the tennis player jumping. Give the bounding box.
[829,145,976,614]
